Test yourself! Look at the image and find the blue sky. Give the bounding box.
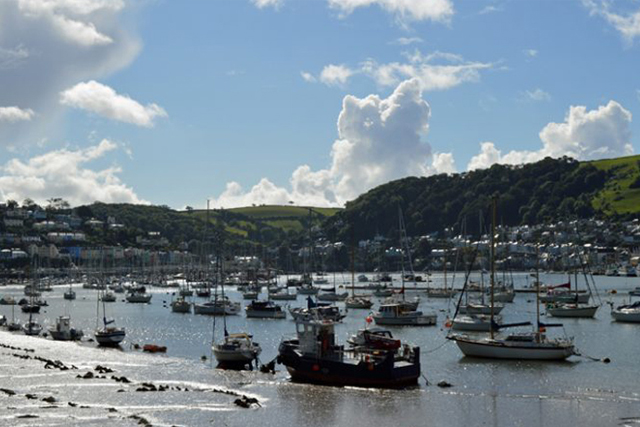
[0,0,639,208]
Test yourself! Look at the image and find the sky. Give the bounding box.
[0,0,639,209]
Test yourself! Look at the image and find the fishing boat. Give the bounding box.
[245,300,286,319]
[277,318,421,388]
[49,315,84,341]
[347,327,401,351]
[373,303,436,326]
[448,197,575,361]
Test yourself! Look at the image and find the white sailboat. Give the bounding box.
[448,197,575,360]
[94,263,125,347]
[546,267,600,318]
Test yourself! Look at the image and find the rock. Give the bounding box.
[437,381,452,388]
[25,394,38,400]
[81,372,94,379]
[68,402,77,407]
[42,396,56,403]
[0,388,16,396]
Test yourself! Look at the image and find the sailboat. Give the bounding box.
[63,283,76,300]
[427,248,456,298]
[23,259,43,336]
[94,258,125,347]
[546,266,600,318]
[448,197,575,360]
[211,248,261,368]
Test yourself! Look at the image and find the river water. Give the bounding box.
[0,272,638,426]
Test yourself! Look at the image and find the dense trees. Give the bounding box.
[324,157,608,242]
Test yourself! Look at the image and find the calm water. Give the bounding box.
[0,272,639,426]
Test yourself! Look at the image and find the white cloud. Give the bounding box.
[393,37,423,45]
[211,79,456,208]
[361,50,493,91]
[60,80,167,127]
[479,5,503,15]
[467,100,633,170]
[0,139,146,206]
[524,88,551,102]
[0,107,35,123]
[523,49,538,58]
[301,71,316,83]
[319,64,354,87]
[0,45,29,70]
[252,0,283,9]
[17,0,125,46]
[0,0,141,146]
[584,0,640,42]
[328,0,454,23]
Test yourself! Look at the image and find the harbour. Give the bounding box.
[0,271,638,426]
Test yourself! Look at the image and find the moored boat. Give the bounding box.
[245,300,286,319]
[277,319,420,388]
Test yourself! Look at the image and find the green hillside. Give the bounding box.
[588,155,640,215]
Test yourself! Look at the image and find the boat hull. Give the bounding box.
[450,336,574,360]
[278,341,420,388]
[612,310,640,322]
[246,309,286,319]
[373,314,436,326]
[95,329,126,347]
[547,305,598,318]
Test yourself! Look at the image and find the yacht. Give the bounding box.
[373,303,436,326]
[245,300,286,319]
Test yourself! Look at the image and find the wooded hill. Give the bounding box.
[71,155,640,248]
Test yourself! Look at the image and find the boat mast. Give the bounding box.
[490,196,496,340]
[535,245,541,340]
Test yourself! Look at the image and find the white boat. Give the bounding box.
[171,297,191,313]
[357,274,369,283]
[194,298,240,315]
[449,333,575,360]
[63,288,76,300]
[245,300,286,319]
[546,303,599,318]
[458,302,505,315]
[448,197,575,361]
[492,287,515,303]
[242,290,260,299]
[611,301,640,322]
[629,287,640,297]
[49,316,84,341]
[373,304,436,326]
[212,333,261,365]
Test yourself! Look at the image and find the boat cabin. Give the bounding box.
[296,320,336,357]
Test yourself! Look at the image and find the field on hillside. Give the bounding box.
[589,155,640,215]
[181,205,342,235]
